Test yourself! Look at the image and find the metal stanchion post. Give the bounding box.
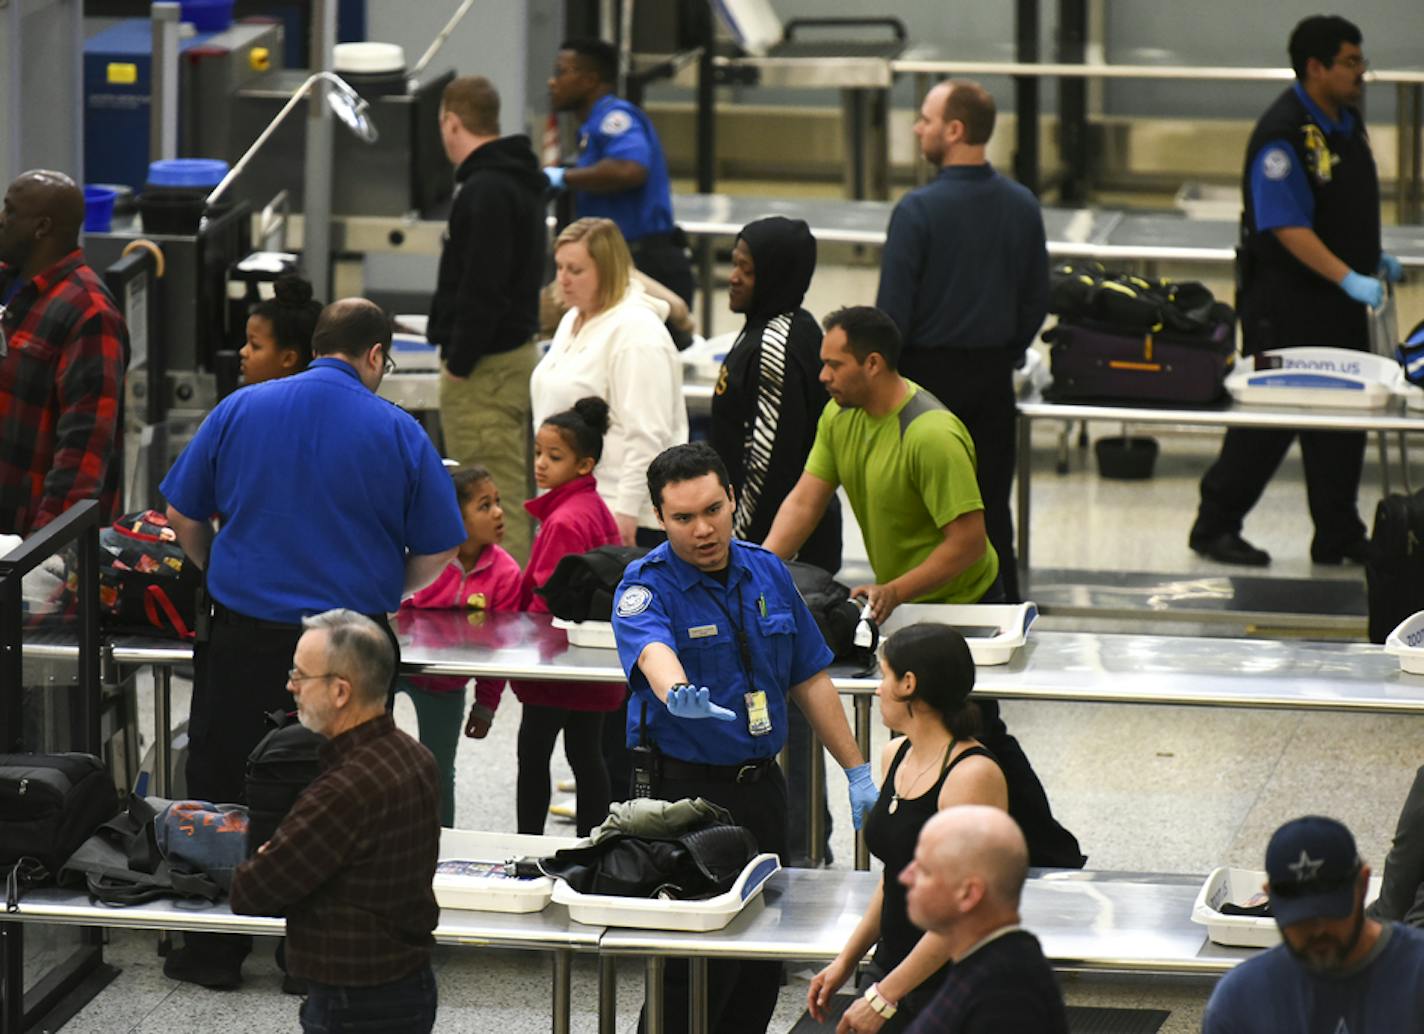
[552,949,572,1034]
[645,957,666,1034]
[689,957,709,1034]
[854,694,872,870]
[598,956,618,1034]
[808,732,826,866]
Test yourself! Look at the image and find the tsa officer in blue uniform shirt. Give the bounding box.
[545,37,695,308]
[1189,14,1405,570]
[612,442,876,1034]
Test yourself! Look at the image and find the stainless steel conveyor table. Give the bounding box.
[671,194,1424,265]
[0,831,600,1034]
[1015,391,1424,599]
[599,867,1255,1034]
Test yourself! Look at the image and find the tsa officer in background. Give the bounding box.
[1189,14,1405,569]
[546,37,695,308]
[612,442,877,1034]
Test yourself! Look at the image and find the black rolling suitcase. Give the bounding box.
[1366,489,1424,643]
[1045,318,1237,403]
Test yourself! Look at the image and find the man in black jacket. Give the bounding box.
[430,76,546,563]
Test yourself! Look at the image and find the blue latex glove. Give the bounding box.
[846,763,877,831]
[1340,271,1384,308]
[543,165,566,191]
[1380,253,1405,284]
[665,684,736,722]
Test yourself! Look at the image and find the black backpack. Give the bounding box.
[245,710,325,855]
[96,510,203,638]
[1366,489,1424,643]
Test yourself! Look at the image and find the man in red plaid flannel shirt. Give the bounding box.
[0,170,127,535]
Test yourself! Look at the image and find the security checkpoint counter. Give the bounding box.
[0,831,599,1034]
[597,867,1255,1034]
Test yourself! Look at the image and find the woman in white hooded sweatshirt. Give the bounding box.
[531,217,689,547]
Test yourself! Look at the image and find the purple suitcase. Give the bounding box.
[1047,318,1237,404]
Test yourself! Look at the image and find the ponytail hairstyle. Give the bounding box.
[251,275,322,369]
[542,396,612,465]
[881,623,981,739]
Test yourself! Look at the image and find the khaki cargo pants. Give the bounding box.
[438,340,539,565]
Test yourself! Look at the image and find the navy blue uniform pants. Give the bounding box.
[637,764,789,1034]
[1192,426,1367,556]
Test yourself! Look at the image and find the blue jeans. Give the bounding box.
[299,964,437,1034]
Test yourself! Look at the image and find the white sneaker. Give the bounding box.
[548,799,576,820]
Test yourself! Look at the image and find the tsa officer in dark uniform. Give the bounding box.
[545,37,695,308]
[1189,14,1405,568]
[612,442,877,1034]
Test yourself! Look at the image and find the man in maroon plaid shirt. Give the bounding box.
[231,609,441,1033]
[0,170,126,536]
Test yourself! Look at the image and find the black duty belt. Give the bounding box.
[659,755,777,785]
[210,601,302,631]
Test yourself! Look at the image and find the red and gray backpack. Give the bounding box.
[90,510,202,638]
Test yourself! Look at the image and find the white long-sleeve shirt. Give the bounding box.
[530,282,689,530]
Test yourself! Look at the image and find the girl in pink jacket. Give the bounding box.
[513,397,624,836]
[398,466,521,826]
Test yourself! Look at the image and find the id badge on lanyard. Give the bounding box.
[707,581,773,738]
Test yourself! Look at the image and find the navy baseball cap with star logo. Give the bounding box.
[1265,816,1362,928]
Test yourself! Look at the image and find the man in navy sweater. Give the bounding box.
[876,80,1048,603]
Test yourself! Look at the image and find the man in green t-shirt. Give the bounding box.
[764,305,1001,622]
[764,306,1087,871]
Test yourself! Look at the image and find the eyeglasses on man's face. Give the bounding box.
[288,668,344,687]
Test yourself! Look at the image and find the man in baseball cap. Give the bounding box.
[1203,815,1424,1033]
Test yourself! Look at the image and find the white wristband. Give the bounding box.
[863,982,898,1019]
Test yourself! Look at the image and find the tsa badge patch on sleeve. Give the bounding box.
[600,109,632,136]
[1262,148,1292,181]
[617,585,653,617]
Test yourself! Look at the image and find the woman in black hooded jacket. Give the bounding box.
[709,216,841,574]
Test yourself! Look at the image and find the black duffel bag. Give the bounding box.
[2,752,118,906]
[1,753,118,876]
[1049,260,1233,336]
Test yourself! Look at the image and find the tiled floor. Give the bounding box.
[46,258,1424,1033]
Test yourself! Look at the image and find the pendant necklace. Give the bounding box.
[889,740,953,814]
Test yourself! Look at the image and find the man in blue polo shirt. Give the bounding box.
[1188,15,1405,568]
[545,37,694,307]
[613,442,875,1034]
[159,298,464,988]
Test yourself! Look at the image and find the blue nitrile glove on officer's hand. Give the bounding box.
[665,684,737,722]
[543,166,566,191]
[846,764,877,831]
[1380,254,1405,284]
[1340,270,1385,308]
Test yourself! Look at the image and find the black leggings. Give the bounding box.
[517,704,610,837]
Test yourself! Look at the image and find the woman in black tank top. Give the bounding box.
[806,625,1008,1033]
